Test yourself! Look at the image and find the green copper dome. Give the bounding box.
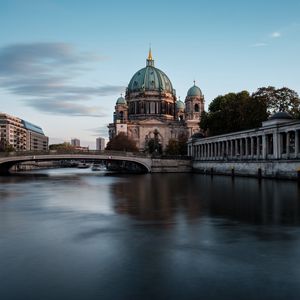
[127,53,174,94]
[116,96,126,105]
[187,83,202,97]
[176,99,185,110]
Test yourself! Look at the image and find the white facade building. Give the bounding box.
[188,112,300,161]
[96,137,106,150]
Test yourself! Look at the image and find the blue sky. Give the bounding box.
[0,0,299,148]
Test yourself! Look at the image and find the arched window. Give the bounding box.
[119,111,124,122]
[194,104,199,112]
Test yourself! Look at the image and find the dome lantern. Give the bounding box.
[146,47,154,67]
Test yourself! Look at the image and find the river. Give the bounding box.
[1,168,300,300]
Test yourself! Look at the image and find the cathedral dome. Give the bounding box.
[176,99,185,110]
[116,96,126,105]
[127,50,174,94]
[187,82,202,97]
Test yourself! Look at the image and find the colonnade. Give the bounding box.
[189,128,300,161]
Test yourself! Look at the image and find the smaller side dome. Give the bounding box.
[187,81,202,97]
[269,111,292,120]
[116,96,127,105]
[176,99,185,110]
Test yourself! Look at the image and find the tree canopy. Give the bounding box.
[252,86,300,118]
[105,133,138,152]
[200,91,268,136]
[49,142,75,151]
[165,132,188,155]
[0,140,15,152]
[200,87,300,136]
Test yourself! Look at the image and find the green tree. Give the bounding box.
[146,138,162,154]
[106,133,138,152]
[0,134,15,152]
[49,142,75,151]
[165,132,188,155]
[252,86,300,118]
[200,91,268,136]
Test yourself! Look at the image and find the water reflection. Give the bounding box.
[1,170,300,300]
[111,174,300,226]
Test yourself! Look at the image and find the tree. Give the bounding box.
[49,142,75,151]
[106,133,138,152]
[165,132,188,155]
[0,141,15,152]
[200,91,268,136]
[0,133,15,152]
[252,86,300,118]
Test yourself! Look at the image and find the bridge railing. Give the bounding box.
[0,150,151,158]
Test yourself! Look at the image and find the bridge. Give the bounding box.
[0,150,192,174]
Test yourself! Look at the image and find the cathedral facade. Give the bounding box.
[108,50,205,151]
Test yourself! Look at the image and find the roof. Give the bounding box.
[127,52,174,94]
[22,120,45,135]
[187,83,202,97]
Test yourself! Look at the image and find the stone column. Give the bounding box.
[262,134,267,159]
[230,140,234,157]
[273,132,280,159]
[250,137,254,159]
[235,139,239,159]
[214,143,217,159]
[239,139,243,158]
[225,141,229,157]
[286,132,290,159]
[220,142,223,159]
[257,136,260,159]
[295,130,299,158]
[245,138,249,157]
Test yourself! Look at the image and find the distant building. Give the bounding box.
[96,137,105,150]
[74,146,89,152]
[71,138,80,147]
[0,112,48,151]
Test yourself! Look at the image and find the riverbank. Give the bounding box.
[192,159,300,180]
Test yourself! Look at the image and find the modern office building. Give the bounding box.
[96,137,105,150]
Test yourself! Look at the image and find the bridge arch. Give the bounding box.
[0,153,152,174]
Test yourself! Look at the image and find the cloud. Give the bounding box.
[270,32,281,38]
[26,98,108,117]
[0,42,125,117]
[85,126,109,137]
[250,42,268,47]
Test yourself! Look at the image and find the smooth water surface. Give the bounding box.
[1,169,300,300]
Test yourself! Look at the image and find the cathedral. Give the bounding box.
[108,50,205,151]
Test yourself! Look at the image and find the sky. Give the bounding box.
[0,0,299,148]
